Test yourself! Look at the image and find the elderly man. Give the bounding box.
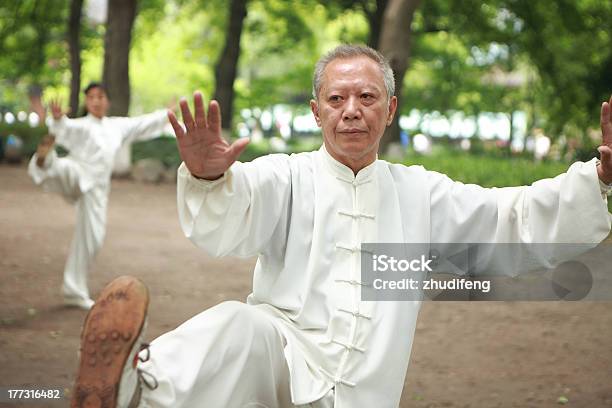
[70,45,612,408]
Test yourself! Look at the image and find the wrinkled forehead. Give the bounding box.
[320,56,386,95]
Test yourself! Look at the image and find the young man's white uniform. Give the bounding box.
[28,111,170,307]
[134,145,610,408]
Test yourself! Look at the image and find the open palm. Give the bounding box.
[168,92,249,180]
[597,94,612,184]
[49,99,65,120]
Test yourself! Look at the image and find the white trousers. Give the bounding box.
[139,301,334,408]
[28,151,108,303]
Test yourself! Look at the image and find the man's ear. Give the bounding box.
[310,99,322,127]
[386,96,398,126]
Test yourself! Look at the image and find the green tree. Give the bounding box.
[0,0,67,111]
[501,0,612,143]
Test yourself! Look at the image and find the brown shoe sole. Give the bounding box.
[71,276,149,408]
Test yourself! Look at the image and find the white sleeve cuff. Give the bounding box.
[595,159,612,196]
[48,115,67,135]
[177,162,228,190]
[599,179,612,196]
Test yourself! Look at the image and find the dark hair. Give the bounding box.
[83,82,106,95]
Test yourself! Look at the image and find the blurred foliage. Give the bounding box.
[0,0,66,85]
[405,0,610,145]
[502,0,612,137]
[0,122,47,157]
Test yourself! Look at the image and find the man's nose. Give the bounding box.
[342,97,362,120]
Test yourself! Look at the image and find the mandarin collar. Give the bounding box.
[319,144,378,183]
[86,113,105,123]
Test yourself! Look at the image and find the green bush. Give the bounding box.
[240,139,274,162]
[0,123,47,158]
[394,151,569,187]
[132,136,180,168]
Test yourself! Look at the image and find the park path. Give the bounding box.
[0,163,611,407]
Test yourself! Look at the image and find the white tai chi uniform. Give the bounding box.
[138,146,610,408]
[28,111,170,305]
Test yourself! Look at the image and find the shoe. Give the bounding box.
[35,134,55,168]
[71,276,151,408]
[64,296,95,310]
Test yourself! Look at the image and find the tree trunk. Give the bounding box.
[68,0,83,118]
[366,0,388,49]
[507,110,514,155]
[213,0,248,135]
[102,0,138,116]
[377,0,421,155]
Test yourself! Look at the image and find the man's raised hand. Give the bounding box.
[168,91,250,180]
[49,99,65,121]
[597,94,612,184]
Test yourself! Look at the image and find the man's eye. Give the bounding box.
[362,94,373,100]
[329,96,341,102]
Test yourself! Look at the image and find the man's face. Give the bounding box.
[85,87,109,119]
[310,55,397,172]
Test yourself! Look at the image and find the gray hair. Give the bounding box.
[312,44,395,102]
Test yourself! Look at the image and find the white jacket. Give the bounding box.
[177,145,610,407]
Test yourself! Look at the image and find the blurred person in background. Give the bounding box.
[28,82,172,310]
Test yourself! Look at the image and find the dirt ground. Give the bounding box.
[1,162,611,408]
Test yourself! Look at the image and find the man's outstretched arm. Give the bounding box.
[169,91,292,258]
[429,95,612,247]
